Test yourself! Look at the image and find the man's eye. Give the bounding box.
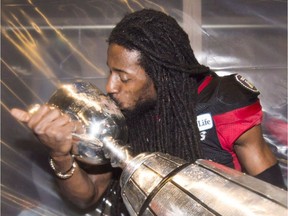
[120,75,130,83]
[120,78,130,83]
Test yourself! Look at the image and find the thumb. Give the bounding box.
[10,108,30,122]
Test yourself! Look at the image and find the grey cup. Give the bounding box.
[47,81,128,165]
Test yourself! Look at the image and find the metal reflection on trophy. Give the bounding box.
[102,137,288,216]
[44,81,287,216]
[46,81,128,165]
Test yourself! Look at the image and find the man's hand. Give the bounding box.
[10,105,113,208]
[10,104,83,157]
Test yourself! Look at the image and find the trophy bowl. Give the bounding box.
[47,81,128,165]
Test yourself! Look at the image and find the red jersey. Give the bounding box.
[197,73,262,171]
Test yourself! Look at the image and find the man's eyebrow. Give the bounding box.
[109,66,127,74]
[106,62,127,73]
[113,68,126,73]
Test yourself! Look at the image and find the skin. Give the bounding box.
[234,125,277,175]
[106,43,157,112]
[10,105,110,208]
[10,43,279,208]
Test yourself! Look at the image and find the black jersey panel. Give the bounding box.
[217,74,260,106]
[197,74,260,116]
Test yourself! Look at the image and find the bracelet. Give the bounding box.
[49,155,77,179]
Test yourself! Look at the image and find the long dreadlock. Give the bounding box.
[102,9,211,215]
[108,9,210,162]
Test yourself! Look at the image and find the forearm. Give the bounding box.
[10,107,111,208]
[51,154,112,209]
[234,125,287,189]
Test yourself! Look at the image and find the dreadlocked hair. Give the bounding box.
[108,9,211,162]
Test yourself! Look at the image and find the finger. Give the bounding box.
[32,107,63,133]
[43,120,75,142]
[27,104,52,129]
[10,108,30,122]
[73,121,85,134]
[71,121,85,142]
[49,114,84,133]
[38,113,71,133]
[62,120,84,134]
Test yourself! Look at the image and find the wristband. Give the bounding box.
[49,155,77,179]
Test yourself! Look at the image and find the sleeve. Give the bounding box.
[256,163,287,190]
[213,74,263,153]
[213,100,263,153]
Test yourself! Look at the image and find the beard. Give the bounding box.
[122,99,158,155]
[108,94,158,155]
[108,94,157,120]
[122,99,157,120]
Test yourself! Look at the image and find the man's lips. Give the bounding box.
[107,94,122,108]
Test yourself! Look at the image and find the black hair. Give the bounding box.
[108,9,210,161]
[105,8,211,216]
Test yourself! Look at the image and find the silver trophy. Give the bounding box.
[45,81,128,165]
[44,81,287,216]
[103,137,287,216]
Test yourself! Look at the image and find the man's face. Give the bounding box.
[106,43,157,117]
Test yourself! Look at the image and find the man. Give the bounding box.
[10,9,285,215]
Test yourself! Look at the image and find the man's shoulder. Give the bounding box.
[198,74,260,104]
[197,74,261,114]
[216,74,260,105]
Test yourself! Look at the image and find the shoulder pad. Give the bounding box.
[217,74,260,105]
[234,74,259,93]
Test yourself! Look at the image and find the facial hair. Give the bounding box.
[122,99,159,155]
[107,94,158,156]
[123,99,157,120]
[108,94,157,120]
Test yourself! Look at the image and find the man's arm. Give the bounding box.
[51,154,112,209]
[10,105,112,209]
[234,125,286,189]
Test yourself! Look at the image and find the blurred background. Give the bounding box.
[1,0,287,215]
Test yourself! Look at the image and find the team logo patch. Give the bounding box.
[197,113,213,131]
[235,74,259,93]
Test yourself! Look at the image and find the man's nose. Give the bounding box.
[106,75,119,94]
